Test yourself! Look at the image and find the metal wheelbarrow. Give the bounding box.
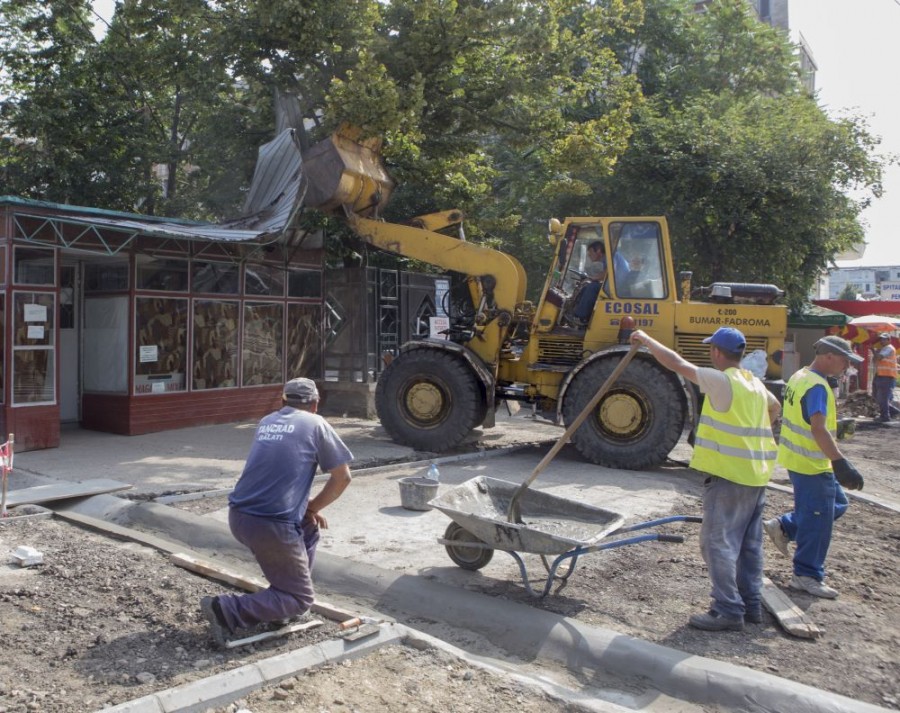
[430,475,701,598]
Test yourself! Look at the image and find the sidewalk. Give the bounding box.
[12,407,560,494]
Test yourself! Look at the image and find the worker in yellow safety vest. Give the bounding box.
[872,332,898,423]
[631,327,780,632]
[765,335,865,600]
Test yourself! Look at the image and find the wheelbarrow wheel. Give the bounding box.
[443,522,494,570]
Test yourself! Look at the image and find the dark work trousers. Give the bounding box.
[872,375,896,421]
[217,508,319,632]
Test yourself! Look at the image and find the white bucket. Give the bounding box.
[398,477,439,511]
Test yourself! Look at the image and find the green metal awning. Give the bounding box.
[788,305,850,328]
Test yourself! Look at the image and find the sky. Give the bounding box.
[789,0,900,268]
[88,0,899,266]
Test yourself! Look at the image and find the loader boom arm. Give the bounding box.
[348,214,526,366]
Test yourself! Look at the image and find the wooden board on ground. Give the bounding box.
[761,576,822,639]
[6,479,132,507]
[170,551,358,622]
[55,510,188,553]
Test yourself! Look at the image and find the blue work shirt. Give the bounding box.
[800,369,830,424]
[229,407,353,522]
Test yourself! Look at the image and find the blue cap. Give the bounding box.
[703,327,746,352]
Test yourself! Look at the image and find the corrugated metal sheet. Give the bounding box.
[1,128,306,246]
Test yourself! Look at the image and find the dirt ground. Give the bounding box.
[0,415,897,713]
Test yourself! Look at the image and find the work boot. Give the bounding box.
[200,596,232,647]
[744,607,764,624]
[688,610,744,632]
[764,518,790,558]
[790,575,838,599]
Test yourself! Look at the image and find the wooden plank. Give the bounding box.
[762,576,822,640]
[170,552,266,592]
[54,510,188,554]
[44,512,359,626]
[170,551,358,622]
[225,620,324,649]
[6,479,132,507]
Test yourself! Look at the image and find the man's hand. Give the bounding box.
[304,510,329,529]
[831,458,864,491]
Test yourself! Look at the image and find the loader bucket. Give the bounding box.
[302,126,395,218]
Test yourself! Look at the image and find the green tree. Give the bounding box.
[322,0,644,281]
[588,0,888,307]
[1,0,276,218]
[838,283,859,300]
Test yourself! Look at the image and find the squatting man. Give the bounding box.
[200,377,353,646]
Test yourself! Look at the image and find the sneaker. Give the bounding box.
[744,607,764,624]
[688,610,744,632]
[790,575,838,599]
[200,596,231,647]
[764,518,790,558]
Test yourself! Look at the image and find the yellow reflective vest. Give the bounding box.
[690,368,776,486]
[777,367,835,475]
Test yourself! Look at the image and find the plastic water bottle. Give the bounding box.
[426,463,440,482]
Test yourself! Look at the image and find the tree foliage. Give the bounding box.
[0,0,890,305]
[589,0,887,307]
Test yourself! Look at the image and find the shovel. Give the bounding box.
[506,343,641,524]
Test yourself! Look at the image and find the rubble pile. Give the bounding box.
[839,391,879,419]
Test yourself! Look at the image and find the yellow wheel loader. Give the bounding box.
[303,128,787,469]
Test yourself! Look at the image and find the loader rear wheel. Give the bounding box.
[376,350,483,451]
[562,358,685,470]
[444,522,494,570]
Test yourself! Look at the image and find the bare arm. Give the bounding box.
[630,329,700,384]
[766,390,782,426]
[809,413,842,462]
[305,463,352,529]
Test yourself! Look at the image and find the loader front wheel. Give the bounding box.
[444,522,494,570]
[562,358,686,470]
[376,349,484,451]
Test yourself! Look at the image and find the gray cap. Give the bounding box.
[283,377,320,403]
[814,336,863,364]
[878,332,891,341]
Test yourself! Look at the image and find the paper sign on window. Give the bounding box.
[24,304,47,322]
[139,345,159,363]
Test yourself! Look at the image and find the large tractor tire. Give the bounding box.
[562,358,686,470]
[376,349,484,451]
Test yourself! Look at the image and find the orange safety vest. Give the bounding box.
[875,344,898,378]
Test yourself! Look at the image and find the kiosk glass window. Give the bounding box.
[84,296,128,393]
[134,297,188,394]
[0,296,4,403]
[192,262,239,294]
[245,264,285,296]
[14,247,55,285]
[286,303,322,378]
[192,300,239,390]
[12,292,55,404]
[242,303,284,386]
[287,269,322,298]
[136,257,189,292]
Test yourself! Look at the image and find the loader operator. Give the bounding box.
[571,240,630,325]
[200,377,353,647]
[631,326,780,631]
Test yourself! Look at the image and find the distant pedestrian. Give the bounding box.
[200,378,353,646]
[631,327,779,631]
[765,336,865,600]
[871,333,897,423]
